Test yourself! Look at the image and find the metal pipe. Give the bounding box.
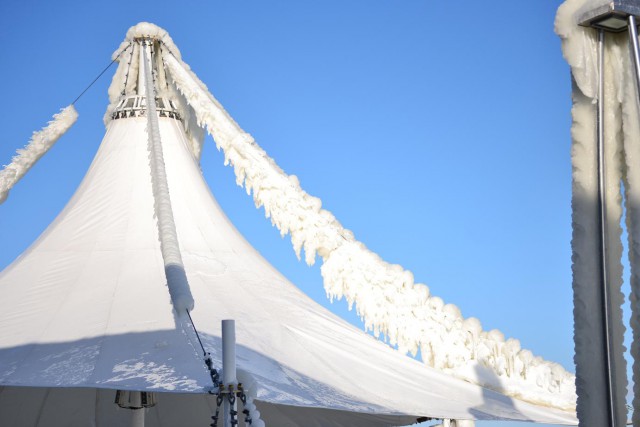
[128,392,145,427]
[596,28,617,427]
[629,16,640,107]
[222,320,237,427]
[138,39,147,97]
[131,408,145,427]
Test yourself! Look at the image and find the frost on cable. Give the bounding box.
[0,105,78,204]
[556,0,632,424]
[158,44,577,409]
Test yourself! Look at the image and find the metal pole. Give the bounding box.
[131,409,145,427]
[596,28,617,427]
[629,16,640,106]
[138,39,147,97]
[129,392,145,427]
[222,320,237,427]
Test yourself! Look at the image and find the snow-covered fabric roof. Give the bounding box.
[0,22,578,426]
[0,114,576,425]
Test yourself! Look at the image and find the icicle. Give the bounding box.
[142,40,194,313]
[160,48,577,409]
[0,105,78,204]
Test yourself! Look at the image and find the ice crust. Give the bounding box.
[0,105,78,204]
[158,40,577,410]
[556,0,632,423]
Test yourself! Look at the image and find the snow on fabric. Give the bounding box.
[0,96,576,426]
[0,21,581,426]
[556,0,635,424]
[103,23,582,409]
[0,105,77,204]
[141,40,195,313]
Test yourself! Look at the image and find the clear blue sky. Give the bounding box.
[0,1,593,426]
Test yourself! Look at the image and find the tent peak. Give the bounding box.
[127,22,170,42]
[113,22,182,61]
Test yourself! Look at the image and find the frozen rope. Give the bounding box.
[160,45,576,410]
[141,39,194,313]
[0,105,78,205]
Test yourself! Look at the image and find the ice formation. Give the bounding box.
[0,105,77,204]
[556,0,638,424]
[237,371,266,427]
[102,22,577,410]
[105,24,205,161]
[141,40,194,313]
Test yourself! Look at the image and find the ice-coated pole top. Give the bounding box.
[111,22,183,62]
[579,0,640,32]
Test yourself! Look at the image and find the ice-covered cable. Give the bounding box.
[142,41,194,313]
[0,105,78,205]
[161,49,576,409]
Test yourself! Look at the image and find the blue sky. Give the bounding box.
[0,1,589,425]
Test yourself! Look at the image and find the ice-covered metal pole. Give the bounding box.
[222,320,237,427]
[559,2,640,424]
[596,29,617,427]
[138,41,147,97]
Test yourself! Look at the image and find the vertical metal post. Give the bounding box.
[596,28,617,427]
[138,39,147,97]
[129,392,145,427]
[131,408,145,427]
[222,320,237,427]
[629,16,640,106]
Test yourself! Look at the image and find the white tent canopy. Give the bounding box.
[0,23,577,426]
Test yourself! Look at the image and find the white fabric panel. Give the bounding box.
[0,116,577,425]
